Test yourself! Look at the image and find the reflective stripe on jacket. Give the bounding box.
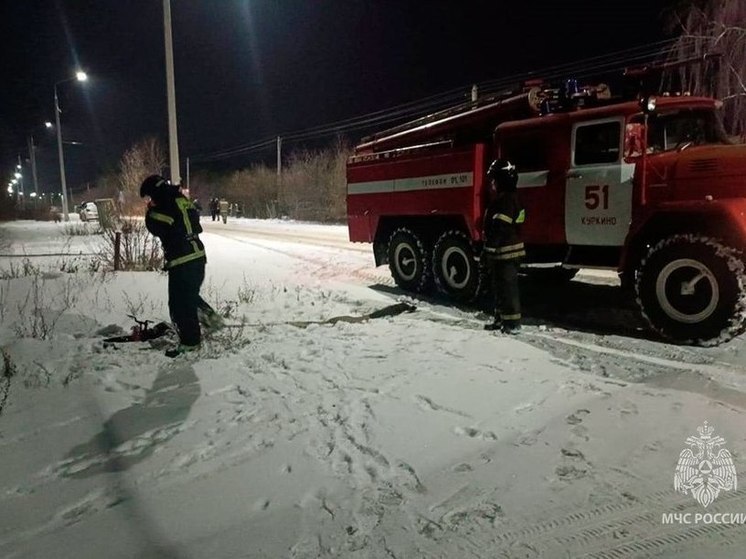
[483,191,525,261]
[145,195,206,269]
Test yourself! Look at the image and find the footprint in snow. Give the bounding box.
[565,409,590,425]
[414,394,472,419]
[253,498,271,511]
[556,446,592,481]
[454,426,498,441]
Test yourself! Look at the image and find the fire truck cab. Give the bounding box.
[347,85,746,345]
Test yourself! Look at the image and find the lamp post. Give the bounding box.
[54,71,87,221]
[27,122,53,197]
[163,0,181,184]
[14,160,24,207]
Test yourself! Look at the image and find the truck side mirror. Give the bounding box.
[624,123,645,159]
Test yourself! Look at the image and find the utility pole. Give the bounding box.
[186,156,190,191]
[53,72,87,221]
[163,0,181,185]
[276,136,282,180]
[28,136,39,196]
[54,84,70,220]
[17,154,24,207]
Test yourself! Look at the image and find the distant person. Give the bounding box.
[209,197,219,221]
[117,189,125,215]
[219,199,229,224]
[192,198,203,216]
[140,175,224,357]
[482,159,525,334]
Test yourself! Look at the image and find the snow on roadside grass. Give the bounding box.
[2,219,746,558]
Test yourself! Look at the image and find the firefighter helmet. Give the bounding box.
[486,159,518,191]
[139,175,169,198]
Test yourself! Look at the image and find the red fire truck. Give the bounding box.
[346,79,746,345]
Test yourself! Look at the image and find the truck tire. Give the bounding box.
[635,234,746,345]
[432,230,481,302]
[387,228,430,292]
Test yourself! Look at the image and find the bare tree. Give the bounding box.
[118,137,167,213]
[665,0,746,140]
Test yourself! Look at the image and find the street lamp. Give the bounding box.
[28,121,56,197]
[54,70,88,221]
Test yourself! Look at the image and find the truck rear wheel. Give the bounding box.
[432,230,481,302]
[635,235,746,345]
[387,228,430,292]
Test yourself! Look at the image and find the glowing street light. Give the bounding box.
[14,172,21,179]
[44,121,53,129]
[76,71,88,82]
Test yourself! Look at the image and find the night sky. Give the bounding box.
[1,0,678,194]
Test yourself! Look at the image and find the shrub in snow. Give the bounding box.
[96,218,163,271]
[63,223,101,237]
[12,275,72,340]
[0,349,17,416]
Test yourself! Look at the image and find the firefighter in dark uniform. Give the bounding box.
[483,159,525,333]
[140,175,222,357]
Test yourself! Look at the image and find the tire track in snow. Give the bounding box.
[528,332,746,379]
[489,486,746,558]
[410,306,746,408]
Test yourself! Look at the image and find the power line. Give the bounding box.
[191,38,694,163]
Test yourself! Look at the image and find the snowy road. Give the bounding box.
[202,218,367,252]
[1,219,746,558]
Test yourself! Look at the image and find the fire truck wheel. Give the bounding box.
[387,228,431,292]
[635,234,746,345]
[432,230,481,302]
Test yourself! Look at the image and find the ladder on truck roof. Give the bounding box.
[355,88,543,154]
[354,80,619,155]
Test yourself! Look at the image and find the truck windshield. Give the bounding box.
[645,109,729,152]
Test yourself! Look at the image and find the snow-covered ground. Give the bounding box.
[1,218,745,559]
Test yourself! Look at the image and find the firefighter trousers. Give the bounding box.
[488,257,522,326]
[168,259,214,346]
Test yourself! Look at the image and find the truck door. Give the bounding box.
[565,117,634,246]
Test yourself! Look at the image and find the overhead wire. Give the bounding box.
[192,37,699,163]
